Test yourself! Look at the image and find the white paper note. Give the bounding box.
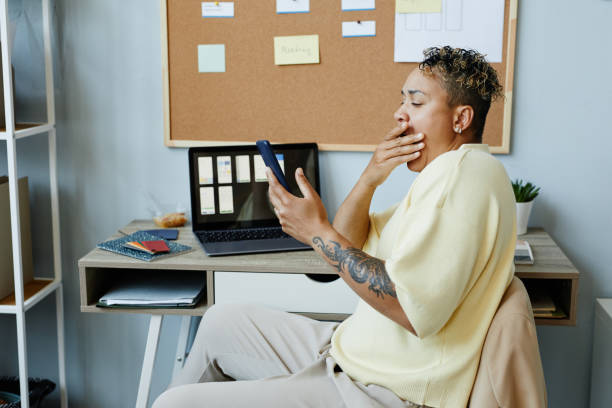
[200,187,215,215]
[341,0,375,11]
[198,157,214,184]
[254,155,267,182]
[201,2,234,18]
[394,0,504,63]
[217,156,232,184]
[218,186,234,214]
[277,0,309,14]
[236,155,251,183]
[342,21,376,37]
[425,12,442,31]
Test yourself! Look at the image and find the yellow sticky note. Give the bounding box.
[274,35,319,65]
[396,0,442,14]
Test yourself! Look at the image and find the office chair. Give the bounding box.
[469,277,547,407]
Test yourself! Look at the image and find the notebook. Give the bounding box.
[97,231,191,262]
[188,143,319,256]
[142,229,179,240]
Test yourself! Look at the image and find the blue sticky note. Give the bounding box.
[198,44,226,73]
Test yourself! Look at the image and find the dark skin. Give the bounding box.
[266,68,476,337]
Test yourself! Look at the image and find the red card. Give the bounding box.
[141,240,170,253]
[125,241,154,254]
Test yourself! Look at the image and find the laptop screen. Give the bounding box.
[188,143,319,231]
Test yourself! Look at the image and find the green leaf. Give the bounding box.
[512,179,540,202]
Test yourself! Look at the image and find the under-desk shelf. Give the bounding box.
[79,266,211,316]
[515,229,579,326]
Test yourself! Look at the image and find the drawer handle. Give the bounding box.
[305,273,339,283]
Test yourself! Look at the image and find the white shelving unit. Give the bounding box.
[0,0,66,407]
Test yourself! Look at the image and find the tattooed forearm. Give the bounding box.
[312,237,397,299]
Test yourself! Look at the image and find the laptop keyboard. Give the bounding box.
[196,227,291,243]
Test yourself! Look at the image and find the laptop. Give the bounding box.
[188,143,320,256]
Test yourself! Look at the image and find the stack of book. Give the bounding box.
[529,288,566,319]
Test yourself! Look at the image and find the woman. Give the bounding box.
[154,46,515,408]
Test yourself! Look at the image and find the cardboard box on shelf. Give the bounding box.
[0,176,34,300]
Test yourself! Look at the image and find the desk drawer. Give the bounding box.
[214,272,359,314]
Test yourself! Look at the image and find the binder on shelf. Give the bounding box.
[0,176,34,301]
[97,271,206,309]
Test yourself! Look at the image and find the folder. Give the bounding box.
[97,271,206,308]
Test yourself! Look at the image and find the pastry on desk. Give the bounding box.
[153,212,187,228]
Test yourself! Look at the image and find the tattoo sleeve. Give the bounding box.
[312,236,397,299]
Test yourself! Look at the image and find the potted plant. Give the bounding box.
[512,179,541,235]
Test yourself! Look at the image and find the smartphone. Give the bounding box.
[256,140,291,192]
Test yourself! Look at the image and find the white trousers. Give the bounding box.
[152,303,422,408]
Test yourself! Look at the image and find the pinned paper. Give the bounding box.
[202,2,234,18]
[396,0,442,14]
[198,44,226,73]
[277,0,310,14]
[342,0,375,11]
[274,35,319,65]
[394,0,504,62]
[342,21,376,37]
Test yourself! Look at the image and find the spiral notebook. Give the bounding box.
[97,231,192,262]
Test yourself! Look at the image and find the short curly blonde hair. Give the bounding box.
[419,46,503,141]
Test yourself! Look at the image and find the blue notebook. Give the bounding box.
[142,229,179,240]
[97,231,191,262]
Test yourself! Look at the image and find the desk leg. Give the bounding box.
[171,315,192,381]
[135,314,163,408]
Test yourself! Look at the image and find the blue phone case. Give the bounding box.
[256,140,291,191]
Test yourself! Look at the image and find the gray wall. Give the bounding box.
[1,0,611,406]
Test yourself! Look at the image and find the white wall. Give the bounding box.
[1,0,611,406]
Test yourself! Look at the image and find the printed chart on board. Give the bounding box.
[394,0,505,62]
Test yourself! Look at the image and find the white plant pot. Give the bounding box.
[516,201,534,235]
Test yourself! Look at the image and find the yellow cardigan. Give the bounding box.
[330,144,516,407]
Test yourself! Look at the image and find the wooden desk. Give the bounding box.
[78,220,340,318]
[77,221,579,407]
[79,221,579,324]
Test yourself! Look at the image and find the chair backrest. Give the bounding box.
[469,277,547,407]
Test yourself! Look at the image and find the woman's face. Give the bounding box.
[394,68,463,173]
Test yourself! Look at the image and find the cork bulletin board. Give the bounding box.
[162,0,518,153]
